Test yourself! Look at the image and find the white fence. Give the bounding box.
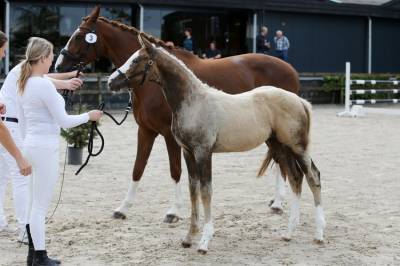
[338,62,400,117]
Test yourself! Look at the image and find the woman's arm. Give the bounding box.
[45,71,83,91]
[0,121,31,176]
[46,77,83,91]
[41,80,89,128]
[46,71,78,80]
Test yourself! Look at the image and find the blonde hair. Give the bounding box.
[17,37,53,94]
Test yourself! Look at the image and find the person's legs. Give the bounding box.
[282,50,288,61]
[0,151,11,229]
[275,50,284,60]
[25,145,61,266]
[1,144,29,234]
[7,125,29,234]
[29,148,59,250]
[26,146,59,250]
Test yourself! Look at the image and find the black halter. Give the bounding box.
[60,25,99,68]
[117,49,159,87]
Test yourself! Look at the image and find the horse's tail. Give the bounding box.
[257,99,312,191]
[257,136,302,182]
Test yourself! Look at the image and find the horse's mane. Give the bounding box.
[82,16,173,50]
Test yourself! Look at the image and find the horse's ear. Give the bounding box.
[141,34,154,52]
[88,5,101,23]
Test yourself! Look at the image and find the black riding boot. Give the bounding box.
[26,224,61,266]
[32,250,61,266]
[26,224,34,266]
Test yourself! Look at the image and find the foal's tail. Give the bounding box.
[257,99,312,188]
[257,137,303,182]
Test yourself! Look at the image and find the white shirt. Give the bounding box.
[0,63,22,118]
[17,76,89,147]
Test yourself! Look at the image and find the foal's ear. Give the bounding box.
[141,34,154,52]
[88,5,101,23]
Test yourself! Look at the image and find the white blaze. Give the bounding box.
[108,49,141,86]
[55,29,79,70]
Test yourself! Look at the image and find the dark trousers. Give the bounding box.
[276,50,288,61]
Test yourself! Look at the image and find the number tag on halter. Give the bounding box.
[85,33,97,44]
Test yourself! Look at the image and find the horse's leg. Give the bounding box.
[298,154,325,244]
[269,163,286,214]
[181,150,200,248]
[195,152,214,254]
[163,133,183,223]
[113,127,158,219]
[282,172,303,242]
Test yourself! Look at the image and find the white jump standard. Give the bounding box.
[338,62,400,117]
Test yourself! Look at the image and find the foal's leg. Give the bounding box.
[298,154,325,244]
[269,163,286,213]
[113,127,158,219]
[195,152,214,254]
[282,173,303,242]
[163,133,183,223]
[181,151,200,248]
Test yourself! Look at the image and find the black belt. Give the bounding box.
[1,117,18,123]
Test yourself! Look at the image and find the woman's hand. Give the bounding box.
[88,110,103,122]
[16,156,32,176]
[69,70,84,78]
[0,103,6,115]
[63,78,83,91]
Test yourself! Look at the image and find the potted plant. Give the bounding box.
[61,122,93,165]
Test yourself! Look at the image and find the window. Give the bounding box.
[9,3,133,72]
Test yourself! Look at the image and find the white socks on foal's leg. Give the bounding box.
[314,205,326,242]
[282,190,300,241]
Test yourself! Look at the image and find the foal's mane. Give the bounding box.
[156,47,216,93]
[82,16,173,50]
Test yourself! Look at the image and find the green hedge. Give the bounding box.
[321,73,400,101]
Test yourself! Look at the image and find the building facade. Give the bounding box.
[1,0,399,74]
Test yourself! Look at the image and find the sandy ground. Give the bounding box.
[1,105,400,266]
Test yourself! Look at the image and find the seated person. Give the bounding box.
[202,41,222,59]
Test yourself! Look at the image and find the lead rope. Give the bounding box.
[75,91,132,175]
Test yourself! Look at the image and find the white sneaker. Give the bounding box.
[0,224,17,233]
[17,228,28,244]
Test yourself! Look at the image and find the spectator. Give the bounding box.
[274,30,290,62]
[203,41,222,59]
[182,28,193,53]
[256,26,271,54]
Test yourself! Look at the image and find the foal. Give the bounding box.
[108,38,326,253]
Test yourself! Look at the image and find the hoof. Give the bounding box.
[270,207,283,215]
[197,249,208,255]
[313,239,324,245]
[113,211,127,220]
[268,199,275,207]
[163,214,180,223]
[181,241,192,248]
[281,236,291,242]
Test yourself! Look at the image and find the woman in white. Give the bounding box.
[0,32,84,244]
[0,31,32,235]
[17,37,102,266]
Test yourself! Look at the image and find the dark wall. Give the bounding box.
[372,18,400,73]
[258,11,368,73]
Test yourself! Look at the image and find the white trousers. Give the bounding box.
[24,143,59,250]
[0,122,28,230]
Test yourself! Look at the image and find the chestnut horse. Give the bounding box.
[55,6,299,223]
[108,37,325,253]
